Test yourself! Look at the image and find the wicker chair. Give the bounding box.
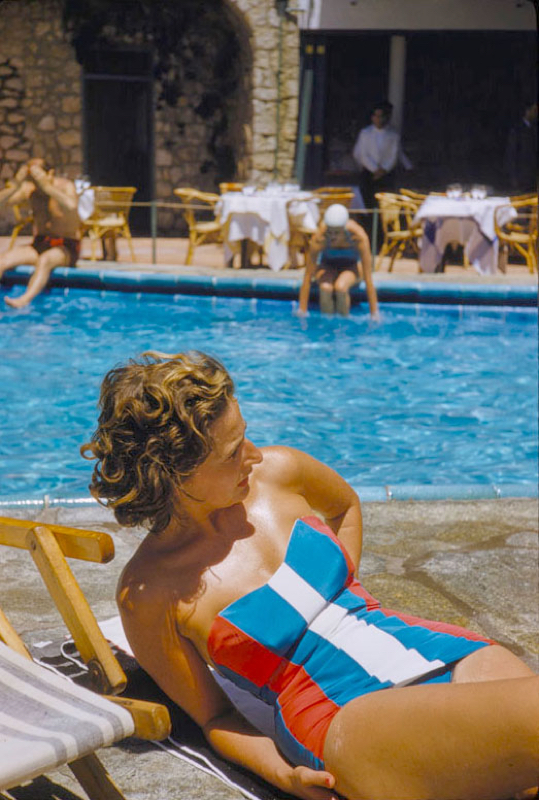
[6,191,33,249]
[313,186,355,215]
[219,182,244,193]
[81,186,137,262]
[375,192,422,271]
[173,187,222,265]
[399,189,446,202]
[286,194,317,268]
[495,195,538,273]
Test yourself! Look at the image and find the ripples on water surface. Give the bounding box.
[0,289,537,499]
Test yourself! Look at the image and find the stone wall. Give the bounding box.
[0,0,83,232]
[0,0,301,235]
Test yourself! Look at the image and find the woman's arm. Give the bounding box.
[206,710,337,800]
[350,221,379,320]
[298,253,315,313]
[299,228,324,313]
[264,446,363,572]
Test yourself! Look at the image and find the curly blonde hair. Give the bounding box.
[81,351,234,534]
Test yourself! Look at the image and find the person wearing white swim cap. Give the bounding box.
[323,203,350,228]
[298,202,379,318]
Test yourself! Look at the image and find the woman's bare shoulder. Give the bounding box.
[254,445,311,487]
[257,444,303,470]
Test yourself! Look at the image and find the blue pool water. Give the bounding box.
[0,288,537,502]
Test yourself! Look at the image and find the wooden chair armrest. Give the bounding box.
[0,516,115,563]
[105,696,171,741]
[26,525,127,694]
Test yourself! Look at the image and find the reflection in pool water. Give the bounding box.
[0,289,537,501]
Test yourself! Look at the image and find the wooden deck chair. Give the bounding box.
[374,192,422,272]
[0,516,171,800]
[81,187,137,263]
[173,187,222,265]
[495,195,538,273]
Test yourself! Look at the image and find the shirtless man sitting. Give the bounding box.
[0,158,80,309]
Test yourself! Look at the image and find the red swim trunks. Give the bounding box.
[31,234,81,267]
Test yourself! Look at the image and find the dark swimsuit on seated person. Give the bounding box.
[31,234,81,267]
[319,228,359,273]
[209,516,493,771]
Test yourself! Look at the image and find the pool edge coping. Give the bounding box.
[3,265,538,306]
[1,483,537,509]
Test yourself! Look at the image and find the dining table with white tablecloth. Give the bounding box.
[414,195,517,275]
[216,187,320,271]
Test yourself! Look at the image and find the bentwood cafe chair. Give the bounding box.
[81,186,138,262]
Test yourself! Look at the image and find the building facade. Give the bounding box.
[0,0,536,235]
[0,0,301,234]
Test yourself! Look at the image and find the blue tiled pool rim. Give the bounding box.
[3,264,538,306]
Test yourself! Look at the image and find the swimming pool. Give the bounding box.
[0,287,537,504]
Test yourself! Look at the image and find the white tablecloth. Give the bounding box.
[216,189,320,271]
[414,196,516,275]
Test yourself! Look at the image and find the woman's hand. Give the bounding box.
[288,765,339,800]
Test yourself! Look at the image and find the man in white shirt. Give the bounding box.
[352,101,412,235]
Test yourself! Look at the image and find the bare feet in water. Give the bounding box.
[5,295,29,309]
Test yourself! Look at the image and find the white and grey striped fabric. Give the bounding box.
[0,641,134,790]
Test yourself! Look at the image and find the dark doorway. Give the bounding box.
[298,32,390,188]
[300,29,536,193]
[83,48,153,233]
[404,31,537,192]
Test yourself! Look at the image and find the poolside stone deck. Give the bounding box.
[2,498,538,800]
[1,234,537,286]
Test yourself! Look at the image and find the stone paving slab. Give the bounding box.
[1,498,537,799]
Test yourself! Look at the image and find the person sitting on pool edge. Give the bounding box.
[82,350,538,800]
[298,203,379,318]
[0,158,80,309]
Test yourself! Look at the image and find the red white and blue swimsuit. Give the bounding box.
[208,516,492,770]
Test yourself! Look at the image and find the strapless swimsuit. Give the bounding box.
[208,516,492,770]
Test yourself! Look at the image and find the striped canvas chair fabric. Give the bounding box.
[0,516,171,798]
[0,641,135,791]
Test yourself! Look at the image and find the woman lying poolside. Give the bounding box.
[82,351,538,800]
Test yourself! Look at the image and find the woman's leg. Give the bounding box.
[316,268,337,314]
[323,647,538,800]
[334,270,358,316]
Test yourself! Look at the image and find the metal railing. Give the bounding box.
[96,198,381,266]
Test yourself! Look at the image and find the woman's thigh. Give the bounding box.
[334,269,358,292]
[316,267,339,288]
[323,664,538,800]
[453,642,535,682]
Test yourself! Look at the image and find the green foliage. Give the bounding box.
[61,0,245,179]
[61,0,241,110]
